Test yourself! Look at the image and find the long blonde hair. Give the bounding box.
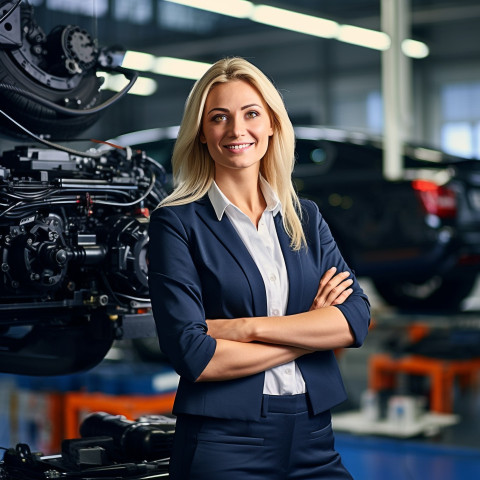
[161,57,305,250]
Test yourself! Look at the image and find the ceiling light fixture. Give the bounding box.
[122,52,211,81]
[164,0,428,57]
[122,51,156,71]
[338,25,391,51]
[166,0,254,18]
[152,56,212,80]
[401,39,429,59]
[251,5,339,38]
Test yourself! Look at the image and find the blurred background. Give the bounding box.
[1,1,480,479]
[14,0,480,153]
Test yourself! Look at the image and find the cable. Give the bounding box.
[93,173,156,207]
[0,200,22,218]
[0,107,104,158]
[0,67,139,116]
[114,292,150,302]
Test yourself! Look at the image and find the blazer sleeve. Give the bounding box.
[148,206,216,382]
[304,199,371,347]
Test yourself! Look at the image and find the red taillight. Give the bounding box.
[135,207,150,218]
[412,179,457,218]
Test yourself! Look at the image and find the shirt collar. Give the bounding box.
[208,177,282,221]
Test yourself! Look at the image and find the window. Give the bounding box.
[441,122,474,158]
[366,91,383,134]
[440,83,480,158]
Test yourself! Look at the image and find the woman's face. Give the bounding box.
[200,79,273,177]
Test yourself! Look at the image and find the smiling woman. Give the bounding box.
[148,57,370,479]
[199,80,273,208]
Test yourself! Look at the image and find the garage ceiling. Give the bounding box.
[24,0,480,141]
[33,0,480,59]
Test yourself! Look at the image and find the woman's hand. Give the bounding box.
[309,267,353,311]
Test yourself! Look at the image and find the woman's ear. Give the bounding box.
[199,131,207,143]
[268,115,274,137]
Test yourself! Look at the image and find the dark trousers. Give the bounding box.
[169,394,353,479]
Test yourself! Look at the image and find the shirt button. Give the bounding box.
[269,274,277,282]
[285,368,292,375]
[271,309,280,315]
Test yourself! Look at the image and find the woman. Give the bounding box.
[148,57,370,479]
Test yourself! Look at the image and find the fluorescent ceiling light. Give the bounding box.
[164,0,429,59]
[122,51,156,71]
[166,0,254,18]
[251,5,338,39]
[402,39,429,59]
[338,25,391,51]
[121,52,212,80]
[152,57,211,80]
[99,73,158,96]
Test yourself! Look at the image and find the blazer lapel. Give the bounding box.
[274,214,304,315]
[195,198,268,316]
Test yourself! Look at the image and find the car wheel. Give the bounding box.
[372,272,478,311]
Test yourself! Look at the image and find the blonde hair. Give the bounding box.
[161,57,305,250]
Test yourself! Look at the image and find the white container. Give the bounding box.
[387,395,424,426]
[360,389,380,422]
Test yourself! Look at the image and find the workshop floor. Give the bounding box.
[336,433,480,480]
[333,278,480,479]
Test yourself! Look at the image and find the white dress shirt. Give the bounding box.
[208,178,306,395]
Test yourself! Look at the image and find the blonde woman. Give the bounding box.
[148,57,370,479]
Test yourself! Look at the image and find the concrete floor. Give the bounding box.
[333,277,480,479]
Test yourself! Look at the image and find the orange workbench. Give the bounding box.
[63,390,176,439]
[369,353,480,413]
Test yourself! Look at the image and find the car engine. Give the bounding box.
[0,1,166,375]
[0,145,167,374]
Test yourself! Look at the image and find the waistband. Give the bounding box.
[261,393,312,416]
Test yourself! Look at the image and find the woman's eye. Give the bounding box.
[246,111,259,118]
[213,114,227,122]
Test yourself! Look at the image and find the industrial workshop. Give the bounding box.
[1,1,480,479]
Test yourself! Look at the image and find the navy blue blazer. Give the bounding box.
[148,196,370,420]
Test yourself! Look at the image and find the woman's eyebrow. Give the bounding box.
[241,103,262,110]
[207,107,229,115]
[206,103,263,115]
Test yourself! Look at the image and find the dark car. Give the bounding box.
[111,125,480,311]
[292,126,480,311]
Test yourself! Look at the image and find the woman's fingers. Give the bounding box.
[331,287,353,305]
[310,268,353,310]
[324,277,353,305]
[317,266,338,291]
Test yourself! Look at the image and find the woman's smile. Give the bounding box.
[224,142,254,152]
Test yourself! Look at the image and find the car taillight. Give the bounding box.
[412,179,457,218]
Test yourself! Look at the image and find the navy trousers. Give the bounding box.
[169,394,353,479]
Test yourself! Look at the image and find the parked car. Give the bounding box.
[109,125,480,311]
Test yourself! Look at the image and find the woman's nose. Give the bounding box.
[229,115,246,137]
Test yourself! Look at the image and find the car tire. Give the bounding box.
[372,272,478,311]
